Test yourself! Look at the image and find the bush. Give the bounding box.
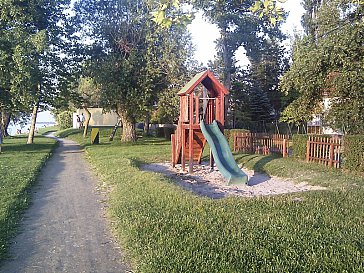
[56,111,73,130]
[156,126,175,140]
[343,135,364,172]
[292,134,309,159]
[163,127,175,140]
[155,127,164,138]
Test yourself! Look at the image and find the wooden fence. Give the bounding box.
[306,136,342,168]
[233,133,289,157]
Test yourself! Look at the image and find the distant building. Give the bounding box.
[73,108,119,128]
[307,72,343,135]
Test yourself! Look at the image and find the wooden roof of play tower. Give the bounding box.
[178,70,229,97]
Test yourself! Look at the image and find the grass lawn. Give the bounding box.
[0,136,57,260]
[65,129,364,272]
[37,125,59,135]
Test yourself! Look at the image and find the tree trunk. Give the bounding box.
[0,111,4,137]
[0,111,10,137]
[144,115,150,136]
[27,101,39,144]
[222,27,232,128]
[83,106,91,137]
[117,104,137,142]
[4,112,11,137]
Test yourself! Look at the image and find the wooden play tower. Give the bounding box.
[171,70,229,173]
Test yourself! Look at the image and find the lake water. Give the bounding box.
[7,111,56,136]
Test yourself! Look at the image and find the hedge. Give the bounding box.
[342,135,364,172]
[292,134,309,159]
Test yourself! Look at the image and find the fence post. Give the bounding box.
[233,133,237,152]
[171,134,176,168]
[306,137,311,162]
[283,138,287,158]
[329,142,334,167]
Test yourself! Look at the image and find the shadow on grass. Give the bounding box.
[137,138,169,146]
[235,153,281,175]
[3,137,57,153]
[235,154,259,165]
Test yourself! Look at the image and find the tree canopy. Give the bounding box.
[74,0,194,141]
[0,0,74,142]
[280,0,364,134]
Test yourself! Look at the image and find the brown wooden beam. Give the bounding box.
[189,93,194,173]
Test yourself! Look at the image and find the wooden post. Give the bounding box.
[181,127,186,171]
[195,97,199,124]
[208,100,212,123]
[171,134,176,168]
[233,133,237,152]
[329,142,334,167]
[216,96,220,122]
[306,137,311,162]
[283,138,287,158]
[212,99,215,121]
[209,148,214,170]
[189,93,194,173]
[220,95,225,125]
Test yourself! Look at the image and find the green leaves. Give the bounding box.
[249,0,285,26]
[150,1,194,29]
[0,0,74,125]
[280,0,364,133]
[76,0,192,141]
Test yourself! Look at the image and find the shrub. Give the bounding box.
[163,127,175,140]
[342,135,364,172]
[292,134,309,159]
[56,111,73,129]
[155,127,164,138]
[156,126,175,140]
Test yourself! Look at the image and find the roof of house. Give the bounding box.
[177,70,229,97]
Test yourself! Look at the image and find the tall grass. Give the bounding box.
[66,131,364,272]
[0,136,57,260]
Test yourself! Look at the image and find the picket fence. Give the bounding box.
[306,136,342,168]
[233,132,289,157]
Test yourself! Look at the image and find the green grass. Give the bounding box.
[234,153,364,189]
[37,125,58,135]
[62,130,364,272]
[0,136,57,260]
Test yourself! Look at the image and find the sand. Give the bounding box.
[141,162,326,199]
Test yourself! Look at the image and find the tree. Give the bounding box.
[0,0,74,143]
[75,0,193,142]
[280,0,364,134]
[74,77,102,137]
[150,0,286,28]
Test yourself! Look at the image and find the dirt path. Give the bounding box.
[0,136,130,273]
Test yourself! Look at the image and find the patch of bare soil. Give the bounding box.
[141,162,326,199]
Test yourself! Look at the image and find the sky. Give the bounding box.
[187,0,305,66]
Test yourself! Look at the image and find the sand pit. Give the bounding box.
[141,162,326,199]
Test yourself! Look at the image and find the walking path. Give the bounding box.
[0,136,130,273]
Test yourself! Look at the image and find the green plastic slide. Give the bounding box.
[200,120,248,185]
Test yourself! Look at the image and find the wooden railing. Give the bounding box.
[233,133,289,157]
[306,136,342,168]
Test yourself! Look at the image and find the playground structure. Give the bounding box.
[171,70,248,185]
